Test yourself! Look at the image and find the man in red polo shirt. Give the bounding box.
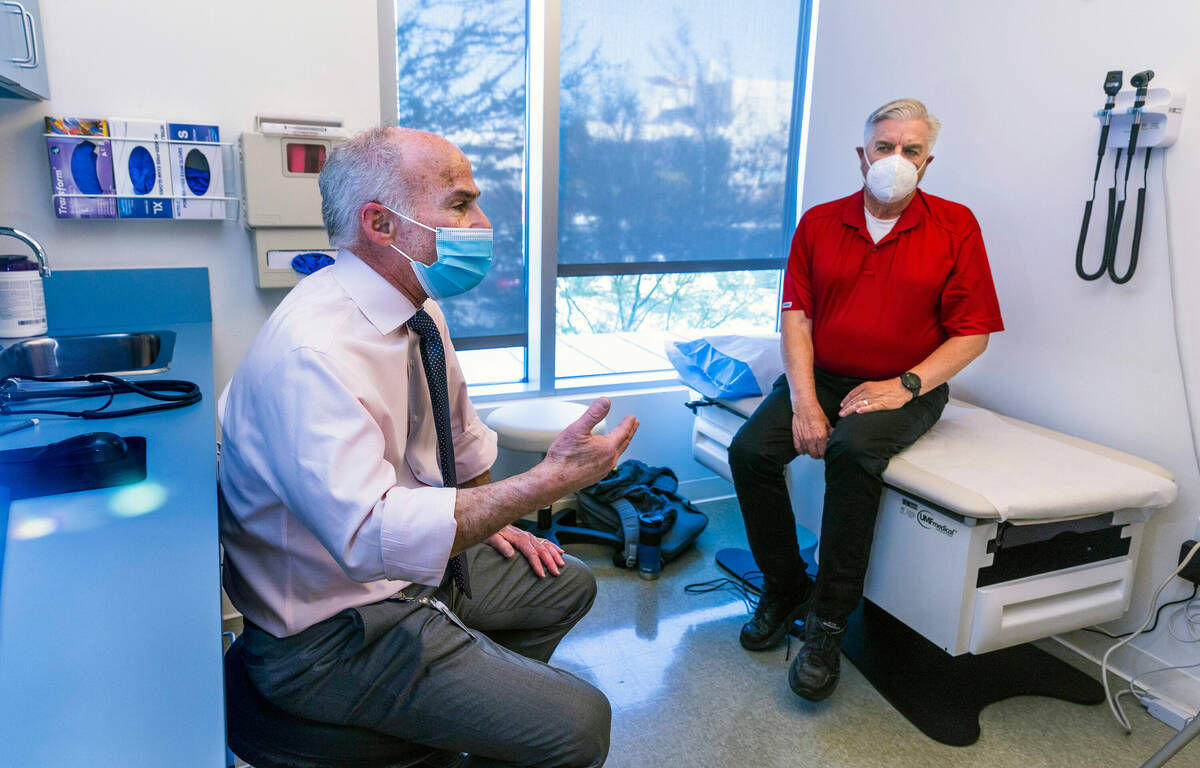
[729,98,1003,702]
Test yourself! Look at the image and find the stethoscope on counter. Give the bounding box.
[0,373,201,419]
[1075,69,1158,284]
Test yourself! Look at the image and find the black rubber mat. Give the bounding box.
[717,546,1105,746]
[842,600,1104,746]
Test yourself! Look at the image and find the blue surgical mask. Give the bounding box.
[382,204,493,300]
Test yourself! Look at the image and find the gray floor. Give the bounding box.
[551,497,1187,768]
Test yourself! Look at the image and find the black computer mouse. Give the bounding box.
[36,432,129,466]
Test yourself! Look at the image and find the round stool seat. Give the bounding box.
[485,400,608,454]
[224,637,449,768]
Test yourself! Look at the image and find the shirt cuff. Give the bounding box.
[379,486,458,585]
[454,417,499,484]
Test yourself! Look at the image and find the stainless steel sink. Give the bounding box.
[0,331,176,378]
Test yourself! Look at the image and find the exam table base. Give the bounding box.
[717,547,1105,746]
[842,599,1104,746]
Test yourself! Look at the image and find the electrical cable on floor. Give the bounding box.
[683,571,806,661]
[1123,659,1200,713]
[1103,539,1200,732]
[1098,151,1200,734]
[1123,599,1200,712]
[683,571,763,616]
[1081,583,1198,639]
[1166,596,1200,644]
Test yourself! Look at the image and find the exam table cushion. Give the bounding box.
[705,396,1176,523]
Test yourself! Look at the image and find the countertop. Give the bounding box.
[0,268,225,767]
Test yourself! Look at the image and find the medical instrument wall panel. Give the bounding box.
[1098,85,1185,149]
[1075,72,1185,285]
[241,115,346,288]
[689,394,1175,657]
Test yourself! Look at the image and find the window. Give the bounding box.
[389,0,814,392]
[556,269,783,386]
[392,0,528,352]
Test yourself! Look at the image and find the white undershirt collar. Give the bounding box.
[864,206,900,243]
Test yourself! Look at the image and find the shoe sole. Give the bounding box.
[739,604,807,651]
[789,673,839,702]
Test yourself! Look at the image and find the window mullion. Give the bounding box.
[526,0,561,393]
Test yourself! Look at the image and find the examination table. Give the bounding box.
[689,393,1178,745]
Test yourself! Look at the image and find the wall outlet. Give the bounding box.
[1179,540,1200,585]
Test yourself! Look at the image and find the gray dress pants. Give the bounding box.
[241,544,610,768]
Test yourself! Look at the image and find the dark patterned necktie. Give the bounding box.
[407,308,471,598]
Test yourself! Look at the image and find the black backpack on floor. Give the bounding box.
[575,460,709,569]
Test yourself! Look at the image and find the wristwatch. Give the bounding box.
[900,372,922,400]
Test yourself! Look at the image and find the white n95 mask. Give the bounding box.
[382,204,494,300]
[864,154,927,203]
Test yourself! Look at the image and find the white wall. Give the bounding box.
[0,0,382,388]
[804,0,1200,705]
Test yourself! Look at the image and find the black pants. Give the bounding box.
[729,368,948,621]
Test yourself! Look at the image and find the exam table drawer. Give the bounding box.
[692,417,735,483]
[969,558,1132,654]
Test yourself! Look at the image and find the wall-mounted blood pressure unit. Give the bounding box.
[1075,71,1185,284]
[241,115,346,288]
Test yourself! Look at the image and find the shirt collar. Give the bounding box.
[842,188,928,243]
[331,248,419,335]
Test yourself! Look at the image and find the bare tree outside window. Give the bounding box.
[394,0,800,382]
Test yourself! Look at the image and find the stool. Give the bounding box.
[224,636,457,768]
[485,400,622,550]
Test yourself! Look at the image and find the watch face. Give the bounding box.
[901,372,921,391]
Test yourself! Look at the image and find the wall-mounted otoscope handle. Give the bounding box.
[1109,188,1146,285]
[1075,199,1106,280]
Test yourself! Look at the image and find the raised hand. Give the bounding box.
[542,397,639,491]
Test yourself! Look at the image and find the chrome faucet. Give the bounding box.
[0,227,50,277]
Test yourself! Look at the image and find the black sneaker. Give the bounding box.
[738,578,813,651]
[788,614,846,701]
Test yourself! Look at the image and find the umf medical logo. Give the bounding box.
[899,497,957,539]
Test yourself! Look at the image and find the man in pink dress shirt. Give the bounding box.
[219,126,638,767]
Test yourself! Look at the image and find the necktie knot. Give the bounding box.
[407,307,439,339]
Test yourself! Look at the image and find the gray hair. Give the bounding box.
[863,98,941,149]
[319,126,414,248]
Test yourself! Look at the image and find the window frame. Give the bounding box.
[379,0,817,400]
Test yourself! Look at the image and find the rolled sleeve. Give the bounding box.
[454,416,498,485]
[379,485,458,584]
